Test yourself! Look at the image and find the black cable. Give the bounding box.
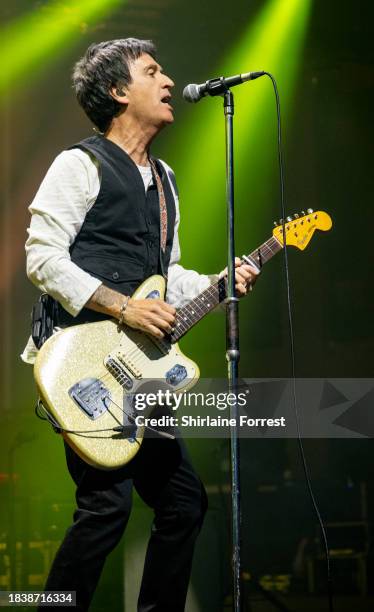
[35,400,124,434]
[264,72,334,612]
[35,398,174,440]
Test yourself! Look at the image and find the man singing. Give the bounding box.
[23,38,258,610]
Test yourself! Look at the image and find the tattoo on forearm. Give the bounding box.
[85,285,125,318]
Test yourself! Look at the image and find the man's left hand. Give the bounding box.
[219,257,260,297]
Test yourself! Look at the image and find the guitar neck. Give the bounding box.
[170,235,282,343]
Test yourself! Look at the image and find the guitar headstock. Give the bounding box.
[273,209,332,250]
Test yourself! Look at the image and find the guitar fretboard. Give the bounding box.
[170,235,282,343]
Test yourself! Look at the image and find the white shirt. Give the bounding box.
[22,148,212,363]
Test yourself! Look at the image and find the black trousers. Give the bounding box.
[41,437,207,611]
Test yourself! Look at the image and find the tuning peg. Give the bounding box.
[307,208,314,214]
[293,213,299,218]
[273,221,277,227]
[301,210,306,216]
[279,218,284,225]
[286,216,292,222]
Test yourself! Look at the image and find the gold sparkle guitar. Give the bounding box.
[34,210,332,469]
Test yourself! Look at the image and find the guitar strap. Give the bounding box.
[31,159,178,348]
[149,158,168,255]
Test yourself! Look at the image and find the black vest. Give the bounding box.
[58,135,176,325]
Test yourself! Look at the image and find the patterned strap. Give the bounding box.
[149,158,168,253]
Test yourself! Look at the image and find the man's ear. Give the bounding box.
[110,85,129,103]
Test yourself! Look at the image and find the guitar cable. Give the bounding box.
[35,398,129,435]
[265,72,334,612]
[35,397,174,440]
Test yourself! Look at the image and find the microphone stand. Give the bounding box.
[223,89,242,612]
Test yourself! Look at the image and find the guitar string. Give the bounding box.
[79,259,279,384]
[174,282,223,336]
[66,233,285,389]
[173,238,283,337]
[89,333,151,386]
[54,223,305,435]
[79,231,294,387]
[87,339,159,385]
[175,226,309,334]
[86,345,164,387]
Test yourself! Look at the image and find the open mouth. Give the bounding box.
[161,95,172,106]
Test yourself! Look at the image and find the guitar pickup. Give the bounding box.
[105,356,134,389]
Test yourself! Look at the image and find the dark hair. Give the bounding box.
[72,38,157,132]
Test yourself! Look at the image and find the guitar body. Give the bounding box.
[34,210,333,470]
[34,275,199,470]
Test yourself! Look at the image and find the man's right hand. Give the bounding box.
[122,298,176,339]
[85,284,175,338]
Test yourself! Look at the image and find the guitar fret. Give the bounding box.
[175,292,210,334]
[175,318,188,334]
[171,279,226,342]
[248,238,281,267]
[170,235,283,343]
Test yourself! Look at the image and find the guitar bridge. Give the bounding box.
[69,378,111,420]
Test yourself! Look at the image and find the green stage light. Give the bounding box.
[170,0,312,271]
[161,0,311,373]
[0,0,122,95]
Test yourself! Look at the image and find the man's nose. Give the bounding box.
[164,74,175,88]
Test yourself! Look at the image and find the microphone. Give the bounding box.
[183,71,265,103]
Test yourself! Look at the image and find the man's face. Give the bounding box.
[123,53,175,129]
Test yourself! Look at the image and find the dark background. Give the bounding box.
[0,0,373,609]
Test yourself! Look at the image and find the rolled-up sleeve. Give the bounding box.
[25,150,102,316]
